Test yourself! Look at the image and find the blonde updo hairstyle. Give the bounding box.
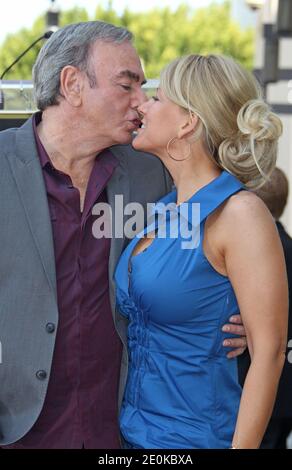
[160,54,283,189]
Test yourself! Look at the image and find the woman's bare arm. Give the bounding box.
[222,191,288,449]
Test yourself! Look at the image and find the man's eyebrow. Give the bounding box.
[115,70,147,85]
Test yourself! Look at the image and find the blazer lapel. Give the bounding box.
[106,153,130,286]
[6,118,57,297]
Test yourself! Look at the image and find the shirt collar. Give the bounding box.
[148,171,245,227]
[32,111,52,169]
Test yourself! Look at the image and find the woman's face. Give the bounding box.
[132,87,188,156]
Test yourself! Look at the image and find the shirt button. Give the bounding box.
[36,370,47,380]
[46,322,55,334]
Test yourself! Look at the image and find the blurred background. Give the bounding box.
[0,0,292,449]
[0,0,291,233]
[0,0,256,79]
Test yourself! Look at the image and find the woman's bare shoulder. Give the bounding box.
[204,189,279,275]
[220,189,274,227]
[209,189,278,255]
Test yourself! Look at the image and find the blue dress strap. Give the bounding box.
[188,171,246,225]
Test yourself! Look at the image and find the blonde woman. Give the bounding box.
[114,54,288,449]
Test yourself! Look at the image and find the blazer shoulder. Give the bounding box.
[111,144,173,191]
[0,127,18,155]
[110,144,162,170]
[109,143,173,196]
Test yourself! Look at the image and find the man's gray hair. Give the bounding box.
[32,21,133,111]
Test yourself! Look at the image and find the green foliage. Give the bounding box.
[0,1,254,80]
[0,7,89,80]
[60,7,89,26]
[0,16,45,80]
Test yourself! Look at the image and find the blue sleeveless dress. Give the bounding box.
[114,170,246,449]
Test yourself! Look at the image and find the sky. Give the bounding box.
[0,0,227,44]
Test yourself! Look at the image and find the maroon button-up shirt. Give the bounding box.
[9,113,122,448]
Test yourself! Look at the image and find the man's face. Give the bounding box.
[80,40,147,147]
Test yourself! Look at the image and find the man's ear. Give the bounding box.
[59,65,83,107]
[177,114,199,139]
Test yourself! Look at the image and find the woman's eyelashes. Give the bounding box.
[151,95,159,101]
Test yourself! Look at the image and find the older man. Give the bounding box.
[0,21,246,449]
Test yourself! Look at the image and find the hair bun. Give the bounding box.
[218,99,283,189]
[237,99,282,142]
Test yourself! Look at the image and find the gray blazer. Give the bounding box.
[0,118,172,445]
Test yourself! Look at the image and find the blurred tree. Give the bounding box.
[95,1,122,26]
[0,1,254,80]
[94,1,254,76]
[0,16,45,80]
[60,6,89,26]
[0,7,89,79]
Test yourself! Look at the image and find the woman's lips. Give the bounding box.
[131,119,142,128]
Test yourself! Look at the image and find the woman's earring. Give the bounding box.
[166,137,192,162]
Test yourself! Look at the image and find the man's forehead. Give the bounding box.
[91,41,146,83]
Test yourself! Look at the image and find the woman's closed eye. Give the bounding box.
[151,95,159,101]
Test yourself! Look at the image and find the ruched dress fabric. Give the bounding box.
[115,171,246,449]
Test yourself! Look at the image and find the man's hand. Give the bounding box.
[222,314,247,359]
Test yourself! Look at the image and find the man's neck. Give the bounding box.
[36,114,100,212]
[37,117,99,171]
